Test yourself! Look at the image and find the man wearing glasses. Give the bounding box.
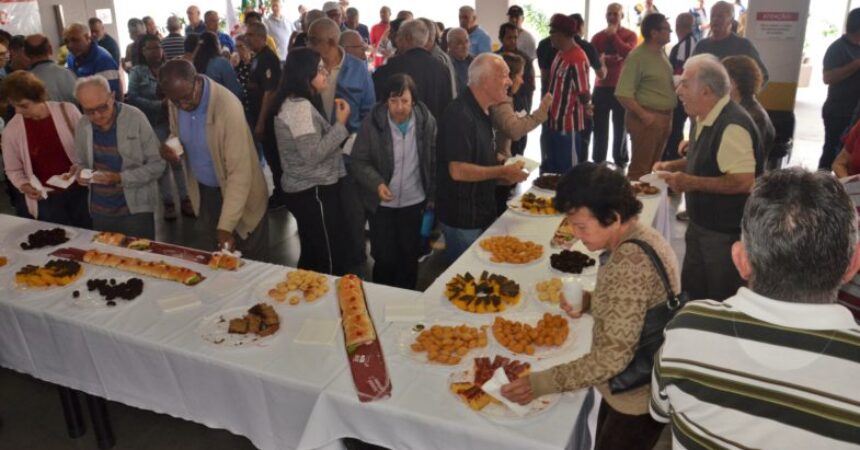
[614,13,676,180]
[157,60,270,261]
[74,75,164,239]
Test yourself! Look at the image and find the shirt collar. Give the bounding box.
[728,287,858,330]
[388,112,414,135]
[699,94,731,127]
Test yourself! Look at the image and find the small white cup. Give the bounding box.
[79,169,93,180]
[166,136,184,157]
[561,278,584,313]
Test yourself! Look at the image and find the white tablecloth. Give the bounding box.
[0,187,667,450]
[0,215,416,450]
[296,189,667,450]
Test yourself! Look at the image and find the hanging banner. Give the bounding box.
[0,0,42,36]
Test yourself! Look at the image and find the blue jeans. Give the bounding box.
[441,222,483,263]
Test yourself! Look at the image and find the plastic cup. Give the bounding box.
[166,136,184,157]
[561,278,584,313]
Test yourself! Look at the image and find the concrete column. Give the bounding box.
[475,0,512,51]
[38,0,119,49]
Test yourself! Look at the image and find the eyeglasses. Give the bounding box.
[83,99,113,116]
[170,79,200,109]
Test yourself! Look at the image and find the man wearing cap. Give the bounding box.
[542,14,591,174]
[507,5,536,61]
[615,13,676,180]
[458,6,491,56]
[591,3,638,168]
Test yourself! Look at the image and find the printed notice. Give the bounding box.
[752,11,800,39]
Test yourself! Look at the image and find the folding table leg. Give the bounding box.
[85,394,115,450]
[56,386,86,438]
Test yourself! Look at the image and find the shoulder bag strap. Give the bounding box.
[58,102,75,136]
[622,239,681,310]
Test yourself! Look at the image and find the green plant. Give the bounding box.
[523,4,550,38]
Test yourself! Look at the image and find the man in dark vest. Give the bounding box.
[655,54,761,301]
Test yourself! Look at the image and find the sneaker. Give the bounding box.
[164,203,177,221]
[676,211,689,221]
[180,197,195,218]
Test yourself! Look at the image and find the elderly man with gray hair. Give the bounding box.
[655,54,761,302]
[372,19,452,121]
[435,53,528,261]
[373,20,454,118]
[446,27,472,96]
[652,168,860,448]
[73,75,165,239]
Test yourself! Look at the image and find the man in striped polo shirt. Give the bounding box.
[651,168,860,449]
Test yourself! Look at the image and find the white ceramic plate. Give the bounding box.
[506,196,562,217]
[70,275,145,311]
[397,320,492,368]
[13,261,93,293]
[448,359,561,421]
[473,235,547,268]
[253,271,334,308]
[442,274,527,316]
[197,305,281,348]
[5,225,78,252]
[489,311,577,360]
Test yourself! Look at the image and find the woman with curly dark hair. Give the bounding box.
[192,31,241,98]
[501,162,680,450]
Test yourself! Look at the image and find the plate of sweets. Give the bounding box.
[631,181,661,198]
[71,276,145,310]
[549,250,598,275]
[14,259,88,291]
[448,355,560,421]
[444,271,523,314]
[475,235,544,266]
[490,312,573,359]
[507,193,561,217]
[532,173,562,194]
[11,227,76,251]
[399,321,490,367]
[256,269,332,307]
[198,303,281,347]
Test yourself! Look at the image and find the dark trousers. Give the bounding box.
[592,86,629,166]
[819,114,853,170]
[92,212,155,240]
[664,103,688,161]
[368,202,424,290]
[576,119,591,164]
[198,183,270,262]
[37,187,92,229]
[594,399,665,450]
[253,115,286,201]
[339,170,368,274]
[682,221,744,301]
[283,182,346,275]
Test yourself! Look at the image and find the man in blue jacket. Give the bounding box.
[64,23,122,100]
[203,10,235,53]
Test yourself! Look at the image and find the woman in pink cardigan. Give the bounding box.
[1,71,91,227]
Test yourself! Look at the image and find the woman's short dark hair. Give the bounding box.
[383,73,418,102]
[555,162,643,226]
[641,13,667,42]
[1,70,48,103]
[273,47,324,115]
[722,55,762,100]
[136,33,162,66]
[192,31,221,74]
[184,33,200,54]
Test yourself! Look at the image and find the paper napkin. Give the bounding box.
[481,367,531,417]
[384,303,425,322]
[158,293,202,313]
[294,319,340,345]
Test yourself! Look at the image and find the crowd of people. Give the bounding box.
[0,1,859,449]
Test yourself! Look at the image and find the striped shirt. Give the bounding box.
[669,32,697,75]
[162,33,186,60]
[651,288,860,449]
[547,45,590,134]
[68,41,121,100]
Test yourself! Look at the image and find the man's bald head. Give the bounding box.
[159,59,197,86]
[24,34,51,59]
[309,17,340,42]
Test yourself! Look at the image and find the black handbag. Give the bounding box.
[607,239,689,394]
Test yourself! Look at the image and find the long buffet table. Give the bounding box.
[0,186,668,450]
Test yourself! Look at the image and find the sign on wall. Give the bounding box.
[0,0,42,35]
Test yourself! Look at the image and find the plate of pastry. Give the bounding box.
[490,312,575,359]
[474,235,545,266]
[254,269,333,307]
[197,303,281,347]
[14,259,90,291]
[507,193,561,216]
[444,271,525,314]
[7,226,77,252]
[448,355,560,421]
[531,173,562,194]
[398,320,491,367]
[70,276,145,310]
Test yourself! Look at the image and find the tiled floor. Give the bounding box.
[0,86,824,449]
